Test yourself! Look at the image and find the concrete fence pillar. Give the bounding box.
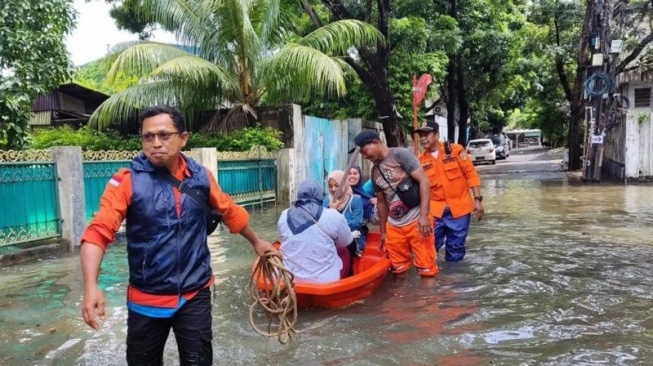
[272,148,295,205]
[51,146,86,252]
[191,148,218,183]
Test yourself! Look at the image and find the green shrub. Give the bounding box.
[29,126,141,151]
[24,125,283,152]
[187,127,284,151]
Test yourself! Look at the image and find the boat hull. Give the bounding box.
[255,232,391,309]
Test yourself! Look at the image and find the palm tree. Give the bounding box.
[91,0,384,131]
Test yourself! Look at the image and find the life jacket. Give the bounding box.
[126,153,212,294]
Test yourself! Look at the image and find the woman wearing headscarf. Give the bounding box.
[324,170,366,277]
[278,179,353,283]
[348,165,379,226]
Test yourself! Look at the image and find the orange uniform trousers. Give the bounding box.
[385,220,438,277]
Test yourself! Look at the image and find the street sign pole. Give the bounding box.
[412,74,433,156]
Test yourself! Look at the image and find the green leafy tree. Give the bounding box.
[0,0,76,149]
[73,59,139,95]
[432,0,529,145]
[91,0,385,132]
[301,0,454,146]
[91,0,157,39]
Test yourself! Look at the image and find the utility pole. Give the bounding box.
[583,0,613,183]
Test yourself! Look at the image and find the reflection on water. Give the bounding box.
[1,180,653,365]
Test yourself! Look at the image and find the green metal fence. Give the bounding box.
[217,159,277,207]
[0,151,277,247]
[0,162,61,247]
[82,158,277,221]
[83,161,131,222]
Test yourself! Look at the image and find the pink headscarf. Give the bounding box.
[327,170,353,212]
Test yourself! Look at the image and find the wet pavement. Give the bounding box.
[1,147,652,365]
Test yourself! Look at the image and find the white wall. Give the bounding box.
[434,115,459,143]
[624,83,653,178]
[625,113,640,178]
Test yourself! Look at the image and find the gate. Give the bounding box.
[0,151,60,249]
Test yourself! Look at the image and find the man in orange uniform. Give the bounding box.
[354,130,438,277]
[79,105,275,365]
[416,121,484,262]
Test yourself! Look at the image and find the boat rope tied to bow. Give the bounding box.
[249,249,297,344]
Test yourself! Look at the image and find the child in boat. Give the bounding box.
[278,179,353,283]
[324,170,366,278]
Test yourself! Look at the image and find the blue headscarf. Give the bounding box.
[286,178,324,235]
[350,165,375,219]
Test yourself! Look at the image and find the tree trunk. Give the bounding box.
[446,62,457,142]
[566,1,593,171]
[445,0,459,143]
[456,56,469,146]
[374,95,402,147]
[320,0,401,146]
[366,75,402,147]
[567,103,584,171]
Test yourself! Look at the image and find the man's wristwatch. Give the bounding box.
[474,196,483,202]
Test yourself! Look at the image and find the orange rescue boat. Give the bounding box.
[255,232,391,309]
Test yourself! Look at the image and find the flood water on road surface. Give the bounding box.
[1,171,652,365]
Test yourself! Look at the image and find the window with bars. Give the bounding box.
[634,87,651,107]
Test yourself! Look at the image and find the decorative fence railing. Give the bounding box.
[0,146,277,248]
[0,151,60,250]
[218,159,277,207]
[216,146,277,207]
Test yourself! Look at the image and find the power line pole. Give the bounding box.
[583,0,613,183]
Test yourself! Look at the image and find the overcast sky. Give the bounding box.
[65,0,176,66]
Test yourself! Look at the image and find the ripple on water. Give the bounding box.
[2,184,653,365]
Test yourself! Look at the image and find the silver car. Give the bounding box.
[486,134,510,159]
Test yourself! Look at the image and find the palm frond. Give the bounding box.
[259,43,354,103]
[298,19,386,55]
[251,0,281,45]
[150,55,239,93]
[106,43,197,84]
[140,0,219,54]
[217,0,261,65]
[89,80,224,130]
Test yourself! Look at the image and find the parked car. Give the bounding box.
[466,138,496,165]
[486,134,510,159]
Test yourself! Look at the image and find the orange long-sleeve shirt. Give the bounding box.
[82,156,249,250]
[419,143,481,219]
[81,155,250,307]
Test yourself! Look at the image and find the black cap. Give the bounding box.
[414,121,439,133]
[354,130,380,147]
[349,130,381,153]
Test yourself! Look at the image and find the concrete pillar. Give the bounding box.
[51,147,86,252]
[291,104,305,193]
[191,148,218,182]
[272,148,295,205]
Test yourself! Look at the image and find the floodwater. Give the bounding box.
[1,175,653,365]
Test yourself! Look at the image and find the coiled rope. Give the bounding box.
[249,250,297,344]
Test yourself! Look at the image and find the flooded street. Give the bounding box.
[1,147,652,365]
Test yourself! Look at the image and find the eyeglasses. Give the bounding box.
[141,132,180,142]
